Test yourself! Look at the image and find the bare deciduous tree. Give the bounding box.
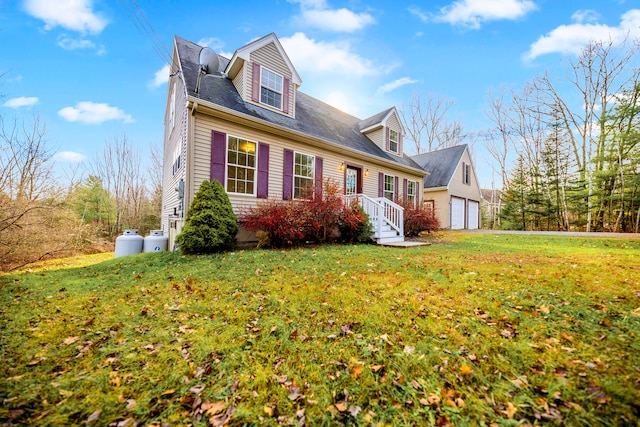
[400,92,466,153]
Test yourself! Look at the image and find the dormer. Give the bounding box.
[359,107,405,156]
[224,33,302,119]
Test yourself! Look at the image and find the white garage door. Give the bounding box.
[467,200,479,229]
[451,197,465,229]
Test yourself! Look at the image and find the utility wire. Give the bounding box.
[117,0,173,67]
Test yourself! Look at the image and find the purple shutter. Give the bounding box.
[252,62,260,103]
[385,127,390,151]
[394,176,399,201]
[315,156,323,195]
[378,172,384,197]
[283,77,290,114]
[399,133,403,154]
[257,142,269,199]
[211,130,226,184]
[403,178,408,202]
[416,181,421,205]
[462,162,466,183]
[283,149,293,200]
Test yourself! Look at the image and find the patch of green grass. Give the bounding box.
[1,233,639,426]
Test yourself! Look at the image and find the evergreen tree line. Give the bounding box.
[0,114,161,271]
[486,38,640,232]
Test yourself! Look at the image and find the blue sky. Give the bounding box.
[1,0,639,188]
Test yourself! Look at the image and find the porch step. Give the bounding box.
[377,230,399,239]
[376,236,405,244]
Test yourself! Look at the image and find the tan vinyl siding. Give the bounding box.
[231,65,245,100]
[448,150,482,200]
[190,114,425,216]
[161,70,188,238]
[365,128,385,152]
[422,189,450,228]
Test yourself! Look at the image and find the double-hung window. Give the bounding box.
[389,129,399,153]
[407,180,416,206]
[260,67,283,109]
[227,136,257,195]
[384,174,395,201]
[294,152,315,199]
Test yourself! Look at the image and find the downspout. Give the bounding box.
[184,101,198,217]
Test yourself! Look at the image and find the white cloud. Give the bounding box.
[2,96,39,108]
[289,0,375,32]
[434,0,537,29]
[57,34,94,50]
[54,151,87,162]
[408,7,429,23]
[377,77,419,95]
[281,32,380,77]
[571,9,600,24]
[24,0,107,34]
[149,64,170,88]
[58,102,134,124]
[525,9,640,60]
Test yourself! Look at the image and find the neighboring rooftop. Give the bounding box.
[411,145,467,188]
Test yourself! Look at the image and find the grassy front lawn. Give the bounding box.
[1,233,639,426]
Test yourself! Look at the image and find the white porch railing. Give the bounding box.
[345,194,404,240]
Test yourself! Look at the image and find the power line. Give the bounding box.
[117,0,173,66]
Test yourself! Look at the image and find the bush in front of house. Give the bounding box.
[398,200,440,237]
[175,180,238,254]
[240,180,372,248]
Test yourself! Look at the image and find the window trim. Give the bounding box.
[260,66,284,110]
[389,129,399,154]
[226,134,258,196]
[407,180,417,206]
[293,151,315,200]
[463,162,471,185]
[383,174,395,201]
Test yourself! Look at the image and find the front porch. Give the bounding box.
[345,194,406,245]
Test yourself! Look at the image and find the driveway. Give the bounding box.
[461,229,640,239]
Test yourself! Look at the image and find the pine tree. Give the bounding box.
[175,180,238,254]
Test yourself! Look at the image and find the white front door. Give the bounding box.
[451,197,465,229]
[468,200,479,229]
[346,167,358,195]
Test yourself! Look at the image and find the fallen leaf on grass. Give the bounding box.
[502,401,517,419]
[588,385,611,404]
[348,405,361,417]
[63,336,79,346]
[460,365,473,375]
[334,402,348,412]
[86,409,101,425]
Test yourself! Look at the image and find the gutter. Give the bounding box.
[186,96,427,176]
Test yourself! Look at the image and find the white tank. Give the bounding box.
[144,230,168,253]
[114,230,144,258]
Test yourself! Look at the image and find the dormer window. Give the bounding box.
[260,67,283,109]
[389,129,399,154]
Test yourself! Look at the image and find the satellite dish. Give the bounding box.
[199,47,220,74]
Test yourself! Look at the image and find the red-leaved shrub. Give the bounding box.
[398,200,440,236]
[240,180,372,247]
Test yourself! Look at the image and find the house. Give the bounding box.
[411,145,482,229]
[481,188,503,229]
[161,33,428,248]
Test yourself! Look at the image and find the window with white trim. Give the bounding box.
[407,180,417,206]
[171,145,181,176]
[294,152,315,199]
[260,67,283,109]
[227,136,257,195]
[384,174,395,201]
[389,129,399,153]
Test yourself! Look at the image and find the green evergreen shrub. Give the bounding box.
[175,180,238,254]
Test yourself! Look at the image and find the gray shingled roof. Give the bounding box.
[410,145,467,188]
[175,36,423,171]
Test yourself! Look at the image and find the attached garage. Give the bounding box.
[451,197,465,229]
[467,200,479,229]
